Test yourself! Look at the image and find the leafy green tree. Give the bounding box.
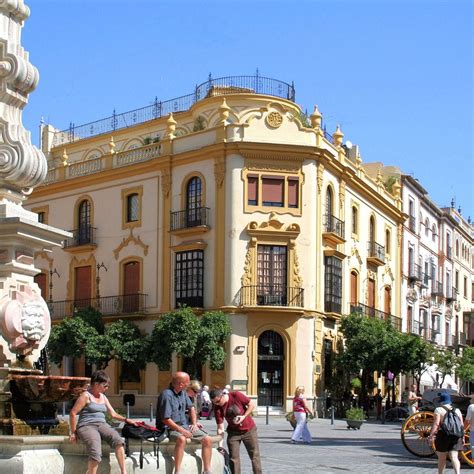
[149,307,231,378]
[457,346,474,385]
[47,307,150,370]
[434,349,458,387]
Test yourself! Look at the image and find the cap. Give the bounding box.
[438,392,452,404]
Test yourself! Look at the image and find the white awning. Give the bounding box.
[420,365,458,391]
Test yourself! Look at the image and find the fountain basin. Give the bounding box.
[10,375,90,402]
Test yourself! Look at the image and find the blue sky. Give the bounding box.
[22,0,473,218]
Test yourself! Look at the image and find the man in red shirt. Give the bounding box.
[210,388,262,474]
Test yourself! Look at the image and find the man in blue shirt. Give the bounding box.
[156,371,213,474]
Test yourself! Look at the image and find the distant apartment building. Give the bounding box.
[27,75,406,412]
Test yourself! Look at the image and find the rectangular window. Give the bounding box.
[175,250,204,308]
[247,175,258,206]
[324,256,342,313]
[287,178,299,208]
[464,277,468,298]
[37,212,45,224]
[262,176,284,207]
[127,193,139,222]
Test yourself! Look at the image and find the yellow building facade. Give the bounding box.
[27,76,405,413]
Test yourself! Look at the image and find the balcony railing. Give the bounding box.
[408,263,422,282]
[427,329,440,344]
[63,225,97,248]
[446,246,453,260]
[421,273,430,288]
[409,215,416,232]
[431,280,444,297]
[456,333,467,347]
[239,285,304,307]
[446,286,458,302]
[48,294,147,320]
[170,207,210,231]
[52,74,296,146]
[367,241,385,263]
[350,303,401,331]
[410,320,423,336]
[323,214,345,240]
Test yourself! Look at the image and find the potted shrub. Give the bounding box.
[345,407,365,430]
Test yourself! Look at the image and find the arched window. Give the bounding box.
[326,187,333,217]
[425,218,430,237]
[351,206,358,235]
[186,176,202,226]
[78,199,91,244]
[369,216,375,243]
[432,224,437,242]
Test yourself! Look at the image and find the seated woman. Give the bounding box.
[69,370,138,474]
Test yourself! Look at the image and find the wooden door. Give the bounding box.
[34,273,47,299]
[123,261,140,312]
[368,278,375,308]
[350,271,358,306]
[384,287,391,314]
[74,266,91,308]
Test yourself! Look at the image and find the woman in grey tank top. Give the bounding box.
[69,370,138,474]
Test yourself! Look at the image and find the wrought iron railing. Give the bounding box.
[52,74,296,146]
[170,207,210,231]
[408,263,422,281]
[324,214,345,239]
[431,280,444,297]
[410,320,423,336]
[239,285,304,307]
[350,303,401,330]
[48,294,147,320]
[446,286,458,302]
[456,333,467,347]
[427,328,440,344]
[367,241,385,262]
[63,226,97,248]
[446,246,453,260]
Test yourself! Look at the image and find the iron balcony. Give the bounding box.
[239,285,304,307]
[350,303,401,331]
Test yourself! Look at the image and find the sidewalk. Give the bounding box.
[195,416,438,473]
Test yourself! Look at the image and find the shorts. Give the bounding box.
[168,426,209,441]
[434,430,463,453]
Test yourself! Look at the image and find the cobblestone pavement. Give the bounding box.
[198,416,442,473]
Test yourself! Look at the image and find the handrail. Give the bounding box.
[52,74,296,146]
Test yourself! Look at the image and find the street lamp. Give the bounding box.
[48,268,60,305]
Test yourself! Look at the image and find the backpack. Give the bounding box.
[217,446,232,474]
[440,407,464,438]
[122,422,168,469]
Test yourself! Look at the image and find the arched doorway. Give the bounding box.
[257,330,284,407]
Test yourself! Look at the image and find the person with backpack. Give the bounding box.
[427,391,463,474]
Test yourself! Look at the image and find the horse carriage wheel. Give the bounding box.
[401,411,436,458]
[460,430,474,468]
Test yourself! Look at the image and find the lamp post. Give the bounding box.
[96,262,108,300]
[48,268,60,305]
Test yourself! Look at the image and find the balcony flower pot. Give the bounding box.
[345,407,365,430]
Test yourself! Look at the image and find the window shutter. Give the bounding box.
[247,176,258,205]
[262,177,284,206]
[288,178,299,208]
[74,266,92,306]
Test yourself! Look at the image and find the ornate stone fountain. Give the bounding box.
[0,0,88,438]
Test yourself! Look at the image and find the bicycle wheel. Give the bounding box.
[401,411,436,458]
[460,429,474,468]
